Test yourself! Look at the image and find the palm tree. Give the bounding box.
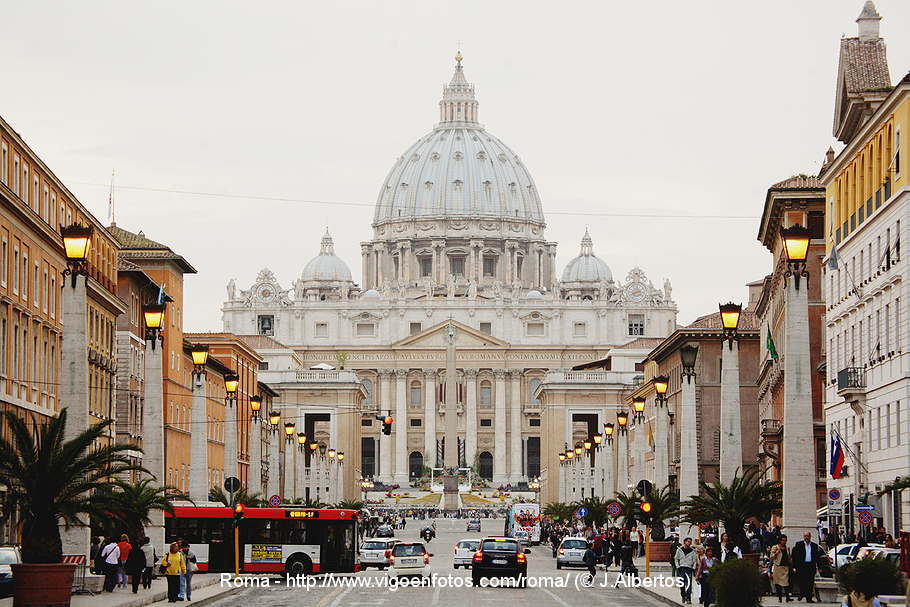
[293,497,328,508]
[643,486,681,541]
[542,502,574,522]
[610,490,643,530]
[682,468,782,551]
[334,499,364,510]
[209,486,266,508]
[96,479,188,539]
[571,496,611,527]
[0,409,143,563]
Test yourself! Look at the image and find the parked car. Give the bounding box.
[359,539,398,570]
[0,547,21,599]
[466,519,482,532]
[826,543,884,569]
[555,537,588,569]
[375,525,395,538]
[454,539,481,569]
[867,547,901,566]
[471,537,529,587]
[389,542,432,579]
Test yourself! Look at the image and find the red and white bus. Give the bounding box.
[165,506,360,575]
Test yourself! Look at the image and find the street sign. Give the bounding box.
[268,494,281,507]
[828,503,843,514]
[607,503,622,517]
[575,507,588,519]
[224,476,241,493]
[828,488,842,502]
[855,504,874,512]
[858,511,873,526]
[637,479,653,499]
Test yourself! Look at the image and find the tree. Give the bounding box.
[293,497,328,508]
[570,496,611,527]
[681,468,782,551]
[542,502,574,522]
[334,499,364,510]
[643,486,681,541]
[95,479,188,539]
[209,486,266,508]
[0,409,143,563]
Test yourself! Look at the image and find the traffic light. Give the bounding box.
[382,416,393,436]
[857,492,870,505]
[638,501,652,525]
[233,503,245,526]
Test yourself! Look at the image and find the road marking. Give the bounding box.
[538,586,573,607]
[328,586,353,607]
[431,583,441,605]
[314,586,344,607]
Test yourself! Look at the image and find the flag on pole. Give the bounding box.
[827,244,841,271]
[156,284,165,305]
[766,330,779,361]
[647,423,654,451]
[829,434,845,479]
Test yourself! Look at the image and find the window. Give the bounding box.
[885,403,891,448]
[528,378,541,404]
[573,322,587,337]
[628,313,645,336]
[896,127,902,179]
[529,418,540,427]
[258,361,269,371]
[22,165,28,202]
[257,315,274,336]
[483,257,495,277]
[526,322,545,336]
[450,257,465,276]
[1,236,6,286]
[480,419,492,427]
[479,322,492,335]
[42,186,48,222]
[13,155,19,195]
[410,381,422,405]
[420,257,432,277]
[635,362,645,372]
[356,322,375,337]
[315,322,328,338]
[12,246,18,294]
[50,276,56,318]
[361,418,372,427]
[480,381,492,405]
[409,322,422,335]
[0,142,7,185]
[409,418,422,427]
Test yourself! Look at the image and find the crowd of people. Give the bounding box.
[90,535,197,602]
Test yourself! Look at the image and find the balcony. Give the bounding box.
[258,368,362,385]
[543,370,639,386]
[837,367,866,399]
[760,419,782,436]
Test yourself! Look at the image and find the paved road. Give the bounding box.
[207,517,668,607]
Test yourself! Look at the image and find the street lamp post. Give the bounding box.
[603,422,615,498]
[189,344,210,502]
[248,395,264,495]
[138,298,167,549]
[558,452,567,501]
[652,376,670,491]
[282,421,296,500]
[616,412,629,493]
[718,301,743,484]
[679,344,699,539]
[223,372,240,482]
[781,224,816,539]
[267,411,281,499]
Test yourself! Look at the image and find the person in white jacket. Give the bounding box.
[674,538,697,605]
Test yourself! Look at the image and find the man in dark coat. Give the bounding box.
[791,531,823,603]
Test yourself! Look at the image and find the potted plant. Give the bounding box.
[837,557,903,606]
[708,557,765,607]
[0,410,142,607]
[640,486,681,561]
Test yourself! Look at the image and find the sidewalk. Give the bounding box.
[631,572,842,607]
[0,574,237,607]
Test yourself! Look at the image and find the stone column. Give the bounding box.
[464,369,478,473]
[249,419,263,496]
[493,370,507,483]
[617,430,629,494]
[141,339,165,550]
[509,371,523,483]
[783,276,816,539]
[393,369,408,484]
[224,395,238,481]
[654,402,669,491]
[502,245,511,285]
[679,373,699,539]
[284,436,296,500]
[60,277,90,556]
[189,374,209,502]
[373,244,384,287]
[558,461,566,502]
[361,245,372,289]
[423,370,437,469]
[267,429,280,499]
[603,436,614,499]
[378,370,392,482]
[296,442,305,501]
[720,339,742,484]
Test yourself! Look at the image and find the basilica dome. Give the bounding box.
[373,54,545,225]
[561,229,612,283]
[301,229,352,283]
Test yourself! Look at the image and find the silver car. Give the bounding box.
[0,547,21,598]
[359,539,397,569]
[556,537,588,569]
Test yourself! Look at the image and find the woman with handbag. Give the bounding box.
[160,542,187,603]
[179,541,198,601]
[124,539,147,594]
[769,535,791,602]
[695,546,718,607]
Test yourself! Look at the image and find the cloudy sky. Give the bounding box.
[3,1,909,330]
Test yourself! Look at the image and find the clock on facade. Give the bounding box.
[624,282,646,303]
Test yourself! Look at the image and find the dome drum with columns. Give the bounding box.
[221,53,678,487]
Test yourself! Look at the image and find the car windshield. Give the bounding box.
[392,544,426,557]
[482,540,518,552]
[0,550,17,565]
[515,532,527,537]
[457,541,480,550]
[362,542,388,550]
[562,539,588,549]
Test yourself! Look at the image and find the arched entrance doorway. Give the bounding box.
[478,451,493,481]
[409,451,424,479]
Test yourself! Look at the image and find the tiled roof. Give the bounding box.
[108,224,170,250]
[238,334,292,350]
[839,37,891,95]
[109,224,197,273]
[770,175,822,190]
[615,337,666,350]
[117,258,142,272]
[685,309,759,330]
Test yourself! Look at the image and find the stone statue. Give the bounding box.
[397,280,406,299]
[424,277,434,300]
[599,279,611,301]
[446,274,456,298]
[663,278,672,302]
[226,278,236,300]
[467,278,477,300]
[340,284,350,301]
[381,280,392,298]
[492,280,502,299]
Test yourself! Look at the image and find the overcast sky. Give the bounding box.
[3,1,909,330]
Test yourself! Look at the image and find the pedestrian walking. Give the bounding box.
[116,534,132,588]
[160,542,187,603]
[791,531,823,603]
[769,535,792,602]
[675,538,697,605]
[695,546,718,606]
[179,541,197,601]
[89,536,101,575]
[583,541,597,581]
[125,539,146,594]
[99,537,121,592]
[140,537,157,589]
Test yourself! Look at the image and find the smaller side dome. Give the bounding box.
[301,229,353,283]
[361,289,381,299]
[561,229,612,283]
[526,289,544,299]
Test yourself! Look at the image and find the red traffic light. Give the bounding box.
[234,504,245,514]
[384,416,393,425]
[640,502,652,514]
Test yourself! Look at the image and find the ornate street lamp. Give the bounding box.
[283,422,296,443]
[604,422,615,444]
[318,443,327,458]
[337,452,345,463]
[616,411,629,435]
[719,302,742,347]
[565,449,575,461]
[328,448,337,461]
[558,453,566,464]
[632,397,646,422]
[296,432,307,452]
[250,394,262,422]
[573,443,583,456]
[593,432,602,447]
[268,411,281,433]
[781,224,812,289]
[680,344,698,382]
[654,375,669,407]
[191,344,209,375]
[61,224,93,287]
[143,303,166,345]
[583,440,592,452]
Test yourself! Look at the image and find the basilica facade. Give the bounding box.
[222,54,678,487]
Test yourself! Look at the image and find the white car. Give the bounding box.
[556,537,589,569]
[453,539,480,569]
[359,539,397,570]
[390,542,432,578]
[514,531,530,547]
[827,543,884,569]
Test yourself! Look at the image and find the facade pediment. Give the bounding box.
[392,320,509,348]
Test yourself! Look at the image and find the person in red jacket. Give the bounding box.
[117,534,132,588]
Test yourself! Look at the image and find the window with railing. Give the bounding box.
[837,367,865,391]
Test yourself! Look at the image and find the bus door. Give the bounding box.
[321,521,356,572]
[207,519,232,572]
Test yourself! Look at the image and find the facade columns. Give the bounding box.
[617,430,629,494]
[393,369,408,484]
[433,240,445,285]
[423,369,437,469]
[378,370,392,482]
[361,245,372,290]
[679,373,699,539]
[509,371,523,483]
[189,374,209,502]
[140,338,165,549]
[373,244,384,287]
[720,340,743,484]
[464,369,478,473]
[783,277,816,539]
[493,369,507,483]
[283,435,295,500]
[267,427,280,499]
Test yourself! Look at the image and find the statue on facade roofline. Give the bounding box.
[226,278,237,300]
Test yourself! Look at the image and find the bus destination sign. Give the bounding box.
[286,510,319,519]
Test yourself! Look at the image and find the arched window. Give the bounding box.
[528,378,541,404]
[410,380,422,405]
[362,378,374,404]
[480,380,492,405]
[409,451,424,479]
[478,452,494,480]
